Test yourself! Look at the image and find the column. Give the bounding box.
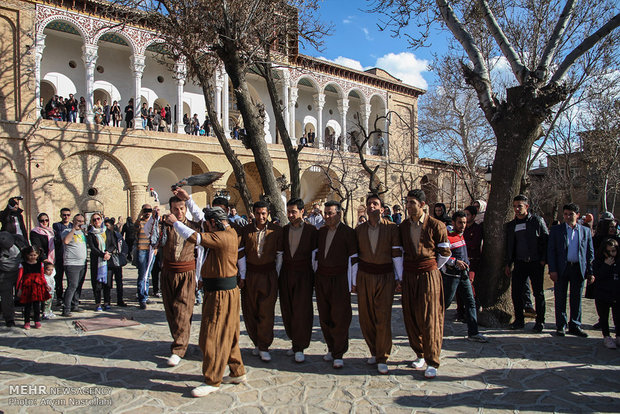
[34,34,46,118]
[280,70,290,134]
[174,60,186,133]
[223,72,230,135]
[384,107,390,157]
[337,98,349,151]
[82,44,98,124]
[314,92,325,148]
[289,87,298,143]
[215,68,223,125]
[129,183,148,219]
[130,54,146,129]
[361,103,372,154]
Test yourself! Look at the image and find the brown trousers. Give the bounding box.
[315,272,352,359]
[279,267,314,352]
[401,268,444,368]
[199,287,245,386]
[241,269,278,351]
[357,270,395,363]
[161,268,196,357]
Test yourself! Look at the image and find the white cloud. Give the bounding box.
[317,52,429,89]
[362,27,373,41]
[375,52,429,89]
[342,15,355,24]
[318,56,367,72]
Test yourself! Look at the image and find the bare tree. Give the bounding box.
[419,56,494,202]
[369,0,620,325]
[319,149,365,226]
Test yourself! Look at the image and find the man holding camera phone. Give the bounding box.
[134,204,156,309]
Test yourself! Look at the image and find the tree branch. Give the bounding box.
[435,0,495,115]
[478,0,529,84]
[551,13,620,83]
[535,0,577,81]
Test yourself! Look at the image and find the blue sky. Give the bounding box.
[299,1,450,90]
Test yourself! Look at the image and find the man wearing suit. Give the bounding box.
[548,203,594,337]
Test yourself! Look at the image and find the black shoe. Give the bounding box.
[145,299,153,305]
[556,328,566,337]
[592,321,601,329]
[71,307,85,313]
[61,310,72,317]
[6,320,15,327]
[568,327,588,338]
[117,301,128,307]
[139,302,147,310]
[509,321,525,330]
[532,323,544,333]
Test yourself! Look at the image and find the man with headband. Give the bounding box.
[165,207,246,398]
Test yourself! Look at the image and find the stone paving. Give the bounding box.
[1,267,619,413]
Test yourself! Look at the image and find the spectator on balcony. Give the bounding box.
[111,101,121,127]
[232,125,240,139]
[165,105,172,131]
[183,114,191,134]
[102,100,111,126]
[140,102,148,129]
[93,100,103,124]
[152,111,161,132]
[124,99,134,128]
[203,118,211,136]
[78,97,87,123]
[65,94,78,123]
[58,97,67,121]
[299,136,308,147]
[191,114,200,135]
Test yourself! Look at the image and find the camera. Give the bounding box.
[143,208,153,213]
[15,196,23,201]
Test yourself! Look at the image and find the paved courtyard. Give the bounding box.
[1,266,618,413]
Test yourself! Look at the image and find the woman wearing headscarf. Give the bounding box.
[30,213,55,264]
[473,200,487,225]
[87,213,113,311]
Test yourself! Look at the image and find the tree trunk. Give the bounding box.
[258,63,302,199]
[476,108,545,327]
[218,48,286,223]
[192,65,253,213]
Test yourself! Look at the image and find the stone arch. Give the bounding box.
[302,115,317,133]
[322,81,345,98]
[37,17,90,44]
[53,150,132,218]
[92,28,137,55]
[347,88,368,105]
[368,92,387,108]
[148,153,211,208]
[225,163,284,216]
[40,80,56,107]
[43,72,77,99]
[300,165,338,207]
[140,38,166,56]
[296,75,320,92]
[93,80,121,104]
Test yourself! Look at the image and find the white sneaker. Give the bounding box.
[411,357,425,369]
[259,351,271,362]
[323,352,333,361]
[377,363,388,374]
[222,374,247,384]
[191,383,219,397]
[333,359,344,369]
[252,347,259,356]
[286,348,295,356]
[167,354,181,366]
[424,366,437,379]
[603,336,617,349]
[294,352,305,363]
[367,356,376,365]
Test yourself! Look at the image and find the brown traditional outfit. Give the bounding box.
[399,213,451,368]
[161,218,201,358]
[186,225,245,387]
[239,222,284,351]
[279,222,317,352]
[315,222,357,359]
[355,218,402,364]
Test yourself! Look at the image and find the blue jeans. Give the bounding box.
[136,249,153,303]
[443,272,479,336]
[554,263,584,330]
[68,110,77,122]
